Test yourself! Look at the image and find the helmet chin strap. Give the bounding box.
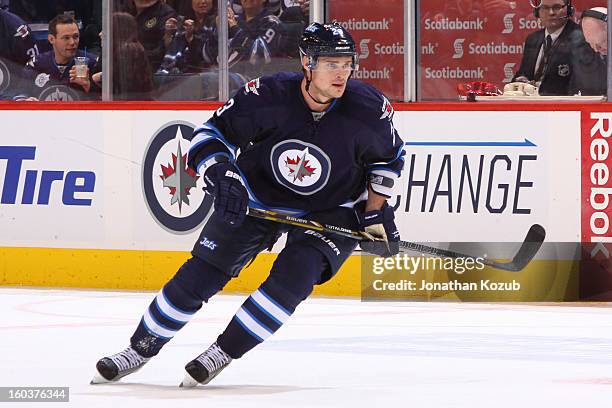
[305,69,335,106]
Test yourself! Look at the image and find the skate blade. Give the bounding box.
[90,372,112,385]
[179,372,200,388]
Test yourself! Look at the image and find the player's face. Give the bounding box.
[538,0,568,32]
[306,55,354,100]
[49,23,80,62]
[582,18,607,55]
[192,0,213,14]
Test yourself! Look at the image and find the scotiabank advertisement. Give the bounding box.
[419,0,605,100]
[328,0,404,101]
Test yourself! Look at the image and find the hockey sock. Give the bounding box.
[216,284,295,358]
[217,246,327,358]
[131,256,231,357]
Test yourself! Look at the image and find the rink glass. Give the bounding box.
[0,0,609,101]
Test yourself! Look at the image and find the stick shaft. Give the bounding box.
[246,207,544,272]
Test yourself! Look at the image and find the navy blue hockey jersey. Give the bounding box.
[0,9,37,65]
[188,72,404,215]
[19,50,99,100]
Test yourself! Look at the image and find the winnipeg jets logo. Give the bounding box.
[380,96,394,121]
[39,85,78,101]
[271,140,331,195]
[244,77,260,95]
[285,147,316,182]
[142,122,213,233]
[199,237,217,250]
[159,141,199,213]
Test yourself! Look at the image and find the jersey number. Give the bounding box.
[216,98,235,116]
[263,29,276,44]
[26,44,39,61]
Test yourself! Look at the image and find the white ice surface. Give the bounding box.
[1,288,612,407]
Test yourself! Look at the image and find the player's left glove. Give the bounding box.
[203,162,248,227]
[358,203,400,258]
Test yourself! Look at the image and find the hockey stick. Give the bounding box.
[246,207,546,272]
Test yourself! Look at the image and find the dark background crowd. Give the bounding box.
[0,0,308,100]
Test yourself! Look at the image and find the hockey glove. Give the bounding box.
[203,162,248,227]
[358,203,400,258]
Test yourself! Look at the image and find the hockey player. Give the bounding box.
[92,22,404,387]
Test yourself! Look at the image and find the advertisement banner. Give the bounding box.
[419,0,605,100]
[580,108,612,299]
[0,105,603,299]
[328,0,404,101]
[0,110,214,251]
[393,110,581,243]
[0,108,580,252]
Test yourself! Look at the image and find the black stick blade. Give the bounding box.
[488,224,546,272]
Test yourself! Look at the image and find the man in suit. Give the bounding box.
[512,0,584,95]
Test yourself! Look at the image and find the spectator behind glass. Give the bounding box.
[582,7,607,56]
[20,14,98,100]
[8,0,95,25]
[227,0,286,82]
[118,0,177,72]
[512,0,585,95]
[278,0,308,24]
[92,12,154,99]
[0,8,37,65]
[163,0,218,72]
[569,7,607,95]
[0,8,38,99]
[230,0,309,21]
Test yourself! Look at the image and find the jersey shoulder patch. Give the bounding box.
[243,77,261,95]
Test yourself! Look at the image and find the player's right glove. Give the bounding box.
[203,162,248,227]
[357,203,400,258]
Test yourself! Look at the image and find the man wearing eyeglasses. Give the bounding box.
[512,0,585,95]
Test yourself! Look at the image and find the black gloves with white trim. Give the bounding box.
[203,162,248,226]
[358,202,400,258]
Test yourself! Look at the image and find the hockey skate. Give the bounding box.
[180,342,232,387]
[90,346,150,384]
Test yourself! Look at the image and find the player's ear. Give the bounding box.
[48,34,55,45]
[300,55,310,71]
